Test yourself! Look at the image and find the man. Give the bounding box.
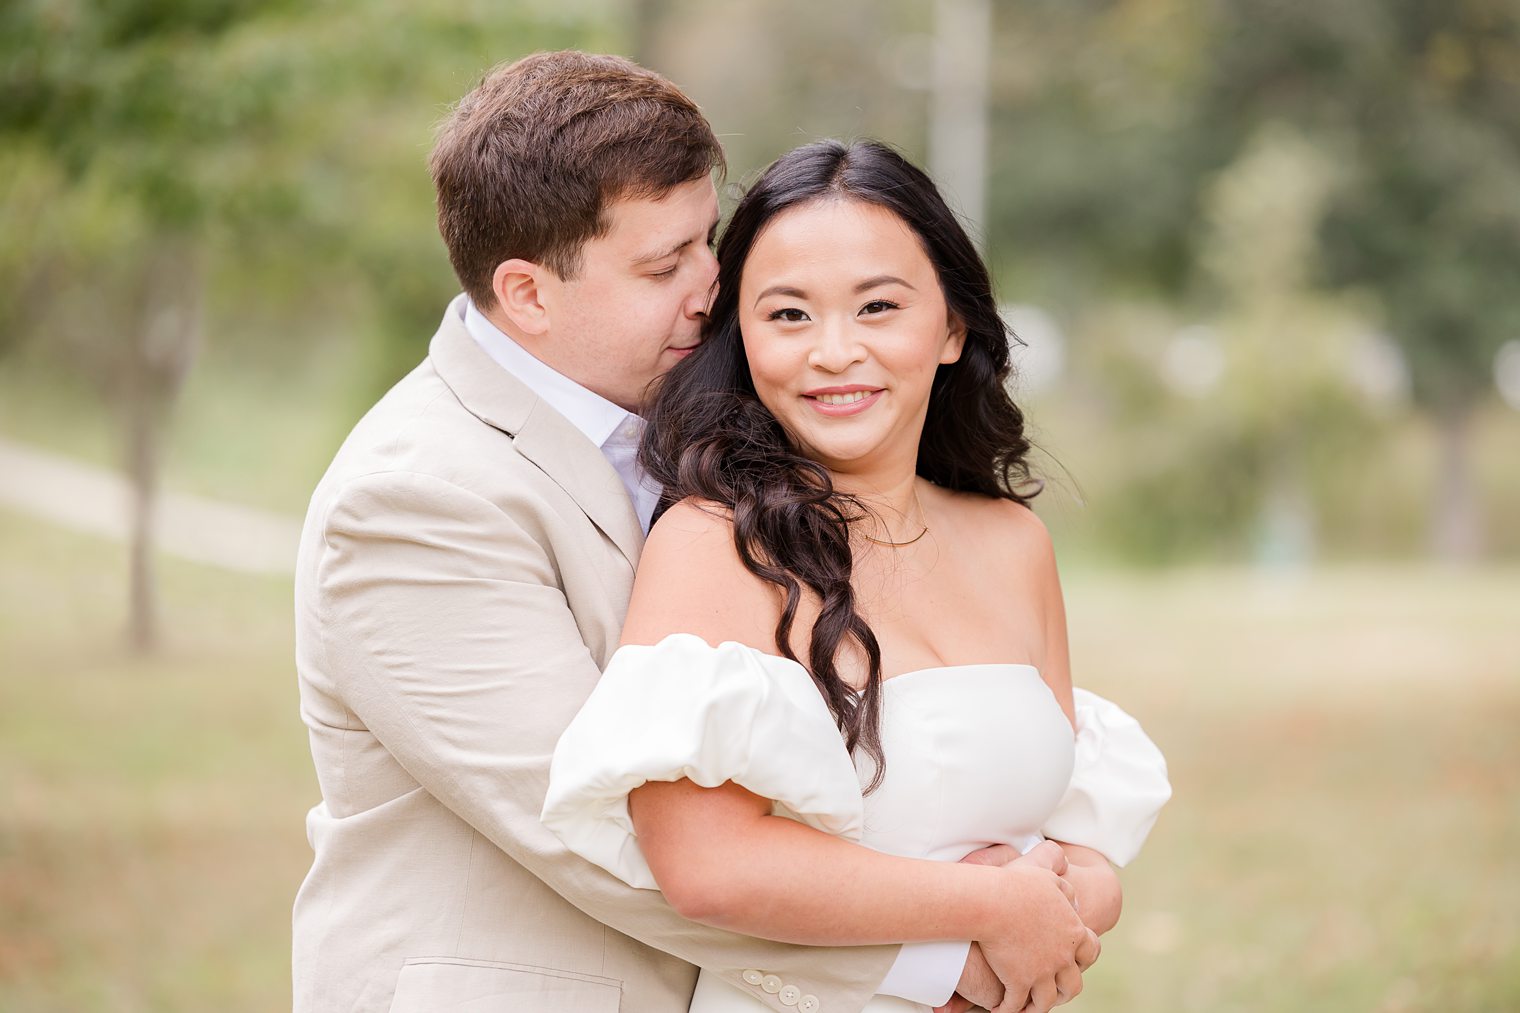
[292,50,1079,1012]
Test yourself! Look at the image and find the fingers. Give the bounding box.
[1075,927,1101,971]
[1055,963,1084,1004]
[961,843,1023,867]
[994,988,1031,1013]
[1054,873,1077,907]
[1026,978,1061,1013]
[933,998,975,1013]
[1040,840,1069,877]
[1011,840,1067,875]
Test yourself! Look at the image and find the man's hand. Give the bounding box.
[933,932,1097,1013]
[935,942,998,1013]
[961,840,1067,874]
[934,842,1097,1012]
[976,866,1093,1012]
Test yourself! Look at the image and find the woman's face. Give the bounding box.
[737,198,965,477]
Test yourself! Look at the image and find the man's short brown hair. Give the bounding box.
[429,50,724,307]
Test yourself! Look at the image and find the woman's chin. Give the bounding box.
[799,439,895,476]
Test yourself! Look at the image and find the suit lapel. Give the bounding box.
[428,301,644,568]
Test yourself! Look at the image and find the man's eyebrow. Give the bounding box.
[754,285,807,305]
[633,214,722,267]
[632,237,693,266]
[854,274,915,293]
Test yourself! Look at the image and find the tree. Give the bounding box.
[0,2,610,648]
[1,1,311,649]
[1197,0,1520,560]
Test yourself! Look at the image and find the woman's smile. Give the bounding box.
[804,385,885,415]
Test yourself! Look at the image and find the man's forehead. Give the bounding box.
[603,178,719,247]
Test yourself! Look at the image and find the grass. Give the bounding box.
[1,511,1517,1011]
[1064,566,1520,1012]
[0,511,313,1012]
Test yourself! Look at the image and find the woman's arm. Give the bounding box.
[630,776,1078,946]
[630,775,1095,1013]
[622,501,1097,1010]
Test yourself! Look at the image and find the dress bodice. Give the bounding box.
[855,665,1075,863]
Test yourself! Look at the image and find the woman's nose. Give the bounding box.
[807,320,867,372]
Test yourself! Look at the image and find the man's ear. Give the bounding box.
[491,259,551,336]
[940,312,968,365]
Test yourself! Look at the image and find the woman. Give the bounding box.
[542,140,1170,1013]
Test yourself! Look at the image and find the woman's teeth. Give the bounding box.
[815,391,873,405]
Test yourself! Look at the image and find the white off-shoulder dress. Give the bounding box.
[542,634,1171,1013]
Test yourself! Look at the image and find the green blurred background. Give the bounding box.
[1,1,1516,1010]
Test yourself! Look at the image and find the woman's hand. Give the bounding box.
[1054,843,1122,936]
[937,841,1102,1013]
[971,859,1096,1013]
[963,839,1123,935]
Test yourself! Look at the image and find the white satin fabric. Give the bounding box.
[542,634,1171,1013]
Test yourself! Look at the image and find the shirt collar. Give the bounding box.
[461,297,642,451]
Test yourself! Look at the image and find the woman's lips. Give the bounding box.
[803,388,884,416]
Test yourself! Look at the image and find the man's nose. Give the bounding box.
[687,253,719,320]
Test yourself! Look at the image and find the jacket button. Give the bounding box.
[798,995,820,1013]
[761,974,783,994]
[741,969,764,986]
[779,984,801,1005]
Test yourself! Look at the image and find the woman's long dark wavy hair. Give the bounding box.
[640,139,1039,788]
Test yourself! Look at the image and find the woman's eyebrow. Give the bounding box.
[754,284,807,306]
[854,274,915,293]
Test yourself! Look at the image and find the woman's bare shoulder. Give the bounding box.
[932,485,1056,571]
[622,498,783,650]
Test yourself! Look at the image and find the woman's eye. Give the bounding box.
[860,300,899,315]
[766,307,810,322]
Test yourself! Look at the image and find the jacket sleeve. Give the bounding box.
[313,470,897,1011]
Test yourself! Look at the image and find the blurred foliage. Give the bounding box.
[1,0,1517,565]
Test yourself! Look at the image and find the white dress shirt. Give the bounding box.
[463,298,662,533]
[461,296,966,1006]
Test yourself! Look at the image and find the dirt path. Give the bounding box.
[0,437,301,576]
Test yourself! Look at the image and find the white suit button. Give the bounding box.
[798,995,820,1012]
[779,984,801,1005]
[741,969,764,985]
[761,974,783,994]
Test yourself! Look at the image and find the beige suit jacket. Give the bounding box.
[292,300,897,1012]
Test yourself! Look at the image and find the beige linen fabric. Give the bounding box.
[292,297,896,1012]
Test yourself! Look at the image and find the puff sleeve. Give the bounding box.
[541,634,865,889]
[1040,688,1172,867]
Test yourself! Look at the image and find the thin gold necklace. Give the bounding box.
[862,524,929,547]
[861,496,929,548]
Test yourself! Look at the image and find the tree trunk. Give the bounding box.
[126,368,160,653]
[123,240,203,654]
[1255,452,1316,570]
[1431,400,1482,564]
[930,0,992,245]
[628,0,672,68]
